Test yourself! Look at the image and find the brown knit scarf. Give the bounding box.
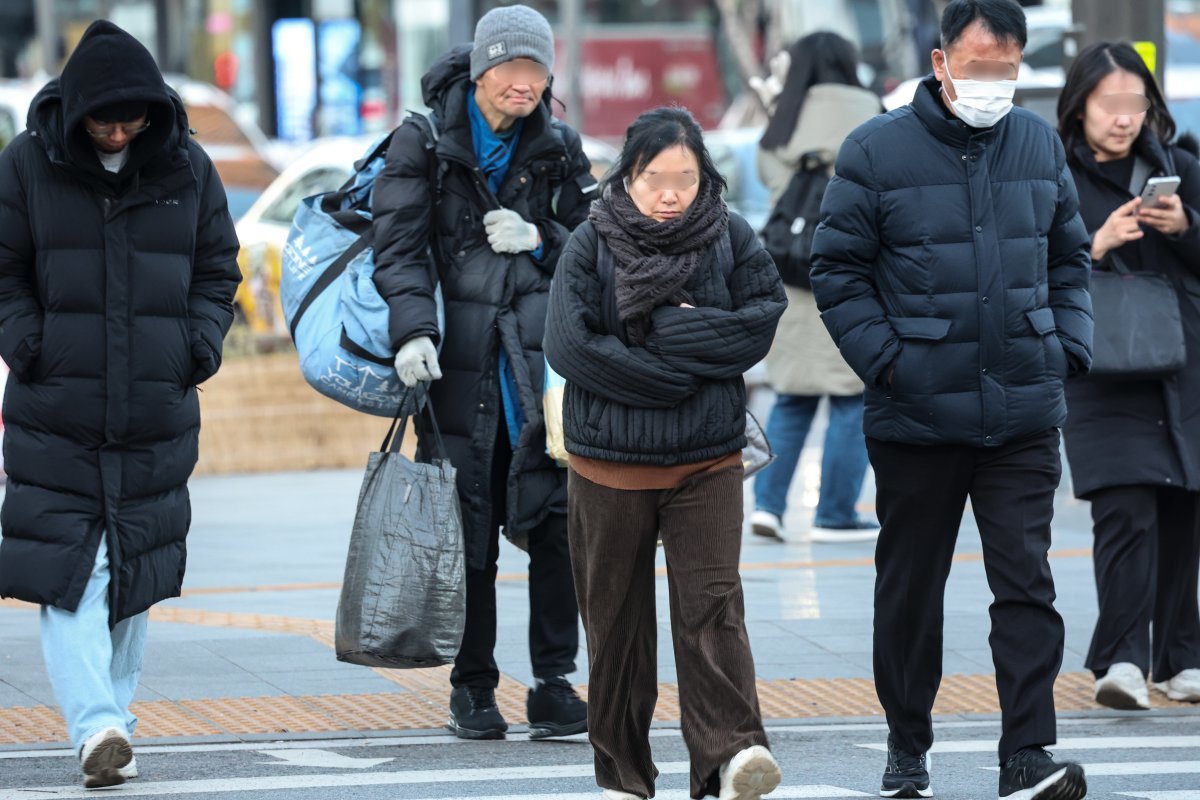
[589,178,729,346]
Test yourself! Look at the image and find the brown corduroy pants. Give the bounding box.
[568,465,769,799]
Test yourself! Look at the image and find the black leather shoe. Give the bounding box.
[526,676,587,740]
[448,686,508,740]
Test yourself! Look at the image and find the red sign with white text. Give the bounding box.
[554,31,727,140]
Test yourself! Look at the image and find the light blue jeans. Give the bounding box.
[41,536,148,754]
[753,393,870,526]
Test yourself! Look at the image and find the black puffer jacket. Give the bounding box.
[810,75,1094,447]
[1063,131,1200,497]
[0,21,240,624]
[371,46,595,567]
[543,214,785,464]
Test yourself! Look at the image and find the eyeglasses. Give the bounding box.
[1095,93,1152,115]
[637,171,699,192]
[493,60,549,84]
[85,121,151,140]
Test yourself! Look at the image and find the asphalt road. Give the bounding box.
[2,713,1196,799]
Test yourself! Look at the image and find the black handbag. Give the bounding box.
[1088,253,1187,379]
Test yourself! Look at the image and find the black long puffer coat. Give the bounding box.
[1063,131,1200,497]
[0,21,241,625]
[811,75,1094,447]
[371,46,595,568]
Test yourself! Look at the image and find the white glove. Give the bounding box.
[749,49,791,111]
[393,336,442,388]
[484,208,540,254]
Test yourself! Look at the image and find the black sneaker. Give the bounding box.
[526,675,587,740]
[881,735,932,798]
[448,686,508,740]
[998,748,1086,800]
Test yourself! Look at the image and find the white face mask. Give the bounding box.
[942,58,1017,128]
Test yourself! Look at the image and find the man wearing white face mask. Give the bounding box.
[810,1,1093,799]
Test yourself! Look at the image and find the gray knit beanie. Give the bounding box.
[470,4,555,81]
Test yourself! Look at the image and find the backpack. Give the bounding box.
[280,112,446,417]
[759,151,831,290]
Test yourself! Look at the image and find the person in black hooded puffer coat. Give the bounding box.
[0,20,240,787]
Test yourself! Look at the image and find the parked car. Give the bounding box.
[233,131,620,334]
[703,126,772,231]
[0,79,38,152]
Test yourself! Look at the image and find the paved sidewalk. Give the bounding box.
[2,421,1197,748]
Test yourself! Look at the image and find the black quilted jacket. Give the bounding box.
[544,213,785,465]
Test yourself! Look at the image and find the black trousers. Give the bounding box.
[1085,484,1200,682]
[450,416,579,689]
[867,430,1065,764]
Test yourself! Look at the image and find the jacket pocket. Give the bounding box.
[1026,307,1066,378]
[1025,307,1057,335]
[888,316,952,340]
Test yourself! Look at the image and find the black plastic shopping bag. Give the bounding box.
[335,393,466,668]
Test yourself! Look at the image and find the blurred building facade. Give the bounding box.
[5,0,1188,143]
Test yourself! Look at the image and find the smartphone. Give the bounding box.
[1140,175,1181,207]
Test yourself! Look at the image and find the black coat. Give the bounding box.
[1062,131,1200,497]
[0,21,240,624]
[810,76,1094,447]
[371,46,595,567]
[543,215,786,464]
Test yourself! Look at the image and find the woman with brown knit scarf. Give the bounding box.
[544,106,787,800]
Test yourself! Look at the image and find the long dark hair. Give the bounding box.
[759,31,861,151]
[1057,41,1175,157]
[603,106,727,195]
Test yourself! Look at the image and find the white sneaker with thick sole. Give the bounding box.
[719,745,782,800]
[1151,668,1200,702]
[119,756,139,779]
[79,727,133,788]
[1094,662,1150,710]
[750,511,783,540]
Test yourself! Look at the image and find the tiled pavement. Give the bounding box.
[2,413,1197,748]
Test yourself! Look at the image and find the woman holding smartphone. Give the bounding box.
[1057,41,1200,710]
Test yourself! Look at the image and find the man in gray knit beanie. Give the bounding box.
[470,4,555,81]
[371,0,596,748]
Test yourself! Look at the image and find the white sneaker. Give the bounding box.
[118,756,139,779]
[79,727,132,788]
[750,510,783,540]
[719,745,782,800]
[1151,668,1200,702]
[602,790,644,800]
[1095,662,1150,710]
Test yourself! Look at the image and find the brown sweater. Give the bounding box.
[569,451,743,490]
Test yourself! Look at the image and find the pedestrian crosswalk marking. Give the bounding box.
[982,762,1200,776]
[1117,793,1200,799]
[858,735,1200,754]
[0,776,871,800]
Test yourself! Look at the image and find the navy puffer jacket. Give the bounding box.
[810,76,1093,447]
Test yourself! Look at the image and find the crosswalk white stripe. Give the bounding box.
[1116,793,1200,799]
[982,762,1200,776]
[858,736,1200,753]
[0,779,871,800]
